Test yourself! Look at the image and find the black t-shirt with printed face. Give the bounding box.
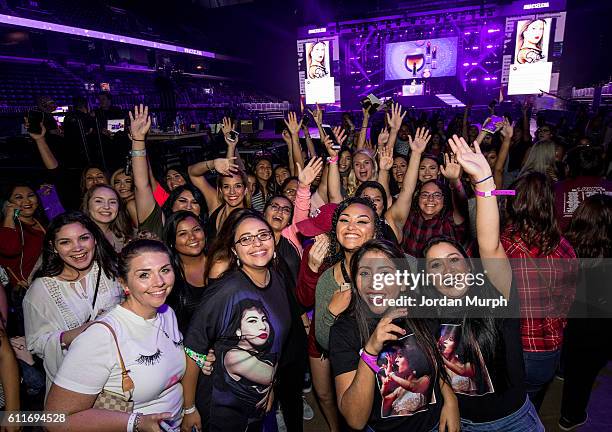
[184,269,290,432]
[329,315,441,432]
[435,279,526,422]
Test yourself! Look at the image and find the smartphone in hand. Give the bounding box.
[322,124,340,150]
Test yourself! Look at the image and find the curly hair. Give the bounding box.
[324,196,383,266]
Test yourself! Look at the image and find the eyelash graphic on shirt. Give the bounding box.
[173,338,184,348]
[136,349,163,366]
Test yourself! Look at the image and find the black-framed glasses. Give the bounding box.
[270,203,292,215]
[235,231,273,247]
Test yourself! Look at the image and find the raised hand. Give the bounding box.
[222,116,233,136]
[213,157,239,175]
[307,234,329,273]
[322,134,338,157]
[439,153,462,182]
[297,157,324,187]
[386,103,406,131]
[128,104,151,140]
[308,103,323,126]
[500,118,514,140]
[378,128,390,147]
[24,117,46,141]
[408,127,431,154]
[378,142,393,171]
[284,112,302,136]
[281,129,291,144]
[332,126,347,146]
[446,135,491,182]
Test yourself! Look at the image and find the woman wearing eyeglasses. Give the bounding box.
[400,137,468,257]
[181,209,290,432]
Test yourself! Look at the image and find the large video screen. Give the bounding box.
[385,37,458,80]
[297,37,340,105]
[502,12,566,95]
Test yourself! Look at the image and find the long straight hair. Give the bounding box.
[565,194,612,258]
[81,184,132,242]
[347,239,445,380]
[34,211,118,279]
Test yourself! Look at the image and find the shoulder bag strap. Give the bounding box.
[88,321,135,393]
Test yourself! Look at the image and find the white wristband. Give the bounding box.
[127,412,138,432]
[183,405,197,415]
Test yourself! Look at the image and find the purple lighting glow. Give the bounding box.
[484,77,491,81]
[0,14,245,63]
[486,44,493,48]
[487,29,500,33]
[472,46,479,50]
[470,78,478,82]
[463,62,470,67]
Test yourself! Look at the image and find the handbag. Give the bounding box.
[89,321,135,412]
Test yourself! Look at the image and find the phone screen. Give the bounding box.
[321,124,340,149]
[27,110,44,135]
[482,116,503,133]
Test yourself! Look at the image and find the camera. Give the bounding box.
[360,93,382,115]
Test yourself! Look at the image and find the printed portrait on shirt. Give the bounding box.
[376,334,436,417]
[437,323,494,396]
[216,298,278,417]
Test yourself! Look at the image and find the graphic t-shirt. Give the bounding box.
[554,176,612,231]
[184,269,290,432]
[329,315,441,432]
[434,280,525,422]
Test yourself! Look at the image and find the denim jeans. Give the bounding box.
[523,350,561,411]
[461,397,544,432]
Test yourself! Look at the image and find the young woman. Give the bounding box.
[182,210,291,432]
[129,105,234,239]
[162,211,207,334]
[274,165,291,190]
[329,239,459,432]
[391,154,409,197]
[110,168,138,227]
[0,184,46,288]
[165,167,189,192]
[45,239,186,431]
[307,41,328,79]
[501,172,577,411]
[251,157,275,212]
[423,135,543,431]
[81,184,132,253]
[80,165,109,194]
[23,211,122,394]
[559,194,612,430]
[346,149,378,197]
[280,176,299,204]
[401,137,468,257]
[519,140,557,180]
[419,155,440,183]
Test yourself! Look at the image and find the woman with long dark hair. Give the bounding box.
[0,184,47,288]
[558,194,612,430]
[501,171,577,411]
[422,135,543,431]
[23,211,122,395]
[329,239,459,431]
[182,209,290,432]
[250,156,275,212]
[163,210,207,334]
[110,168,138,227]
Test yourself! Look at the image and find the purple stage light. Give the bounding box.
[470,78,477,82]
[0,14,245,62]
[487,29,500,33]
[484,77,491,81]
[464,31,471,35]
[492,77,498,80]
[463,62,470,67]
[472,46,479,50]
[486,44,493,48]
[471,62,478,66]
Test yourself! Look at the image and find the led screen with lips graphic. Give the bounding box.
[385,37,458,80]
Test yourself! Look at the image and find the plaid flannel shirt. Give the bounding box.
[401,211,468,257]
[501,227,578,352]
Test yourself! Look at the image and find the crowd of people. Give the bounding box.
[0,94,610,432]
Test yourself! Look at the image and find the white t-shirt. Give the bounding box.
[54,304,186,430]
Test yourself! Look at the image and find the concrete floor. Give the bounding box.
[302,361,612,432]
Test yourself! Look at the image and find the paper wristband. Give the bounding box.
[474,189,516,197]
[184,347,207,368]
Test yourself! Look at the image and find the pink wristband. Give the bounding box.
[327,156,339,164]
[474,189,516,197]
[359,348,380,373]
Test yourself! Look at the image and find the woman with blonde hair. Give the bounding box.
[519,140,557,180]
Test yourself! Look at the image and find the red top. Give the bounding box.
[501,226,578,352]
[153,183,170,207]
[296,243,331,358]
[0,223,45,285]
